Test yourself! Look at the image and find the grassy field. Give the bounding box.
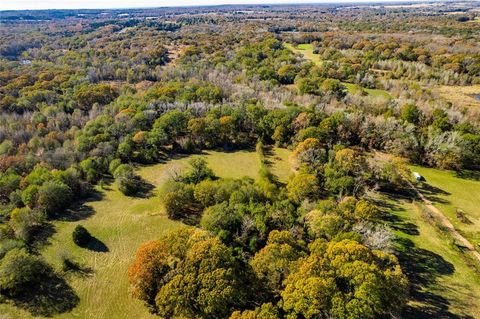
[284,43,390,99]
[267,147,293,183]
[409,165,480,248]
[284,43,322,65]
[433,85,480,113]
[342,82,391,99]
[379,193,480,318]
[0,150,263,319]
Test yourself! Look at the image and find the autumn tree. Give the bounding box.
[250,230,305,294]
[128,228,249,318]
[281,239,407,319]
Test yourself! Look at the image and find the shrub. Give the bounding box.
[181,157,215,184]
[164,184,197,219]
[114,164,142,196]
[108,158,122,175]
[9,207,44,242]
[37,180,72,216]
[72,225,91,247]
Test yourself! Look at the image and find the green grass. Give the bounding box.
[0,150,263,319]
[267,147,293,183]
[378,194,480,318]
[342,82,391,99]
[409,165,480,248]
[284,43,390,99]
[202,150,260,179]
[284,42,323,66]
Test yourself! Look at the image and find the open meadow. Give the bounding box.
[284,43,391,99]
[409,166,480,249]
[379,193,480,318]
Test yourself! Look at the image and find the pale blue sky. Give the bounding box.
[1,0,423,11]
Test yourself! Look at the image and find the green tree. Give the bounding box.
[0,248,50,295]
[181,157,215,184]
[9,207,44,242]
[151,110,189,146]
[250,230,304,294]
[200,202,243,244]
[321,79,346,100]
[400,104,420,124]
[281,239,407,319]
[286,173,320,203]
[128,228,249,318]
[164,183,197,220]
[37,180,72,217]
[113,164,142,196]
[230,303,281,319]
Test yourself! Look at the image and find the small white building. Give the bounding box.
[413,172,425,182]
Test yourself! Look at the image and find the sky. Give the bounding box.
[0,0,424,11]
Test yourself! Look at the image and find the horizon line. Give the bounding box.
[0,0,453,12]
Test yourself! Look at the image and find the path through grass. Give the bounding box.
[378,193,480,318]
[409,165,480,249]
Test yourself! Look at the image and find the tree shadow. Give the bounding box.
[392,221,420,235]
[53,191,104,222]
[417,183,450,205]
[5,271,79,317]
[371,192,419,236]
[62,258,94,278]
[30,222,57,251]
[394,237,468,319]
[377,191,472,318]
[128,178,155,199]
[403,291,474,319]
[455,170,480,181]
[83,236,109,253]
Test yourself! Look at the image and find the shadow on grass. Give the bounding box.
[455,170,480,181]
[377,191,473,318]
[394,237,470,319]
[83,236,109,253]
[417,183,450,205]
[5,271,79,317]
[30,223,56,251]
[371,192,420,235]
[63,258,94,278]
[54,191,104,222]
[127,178,156,199]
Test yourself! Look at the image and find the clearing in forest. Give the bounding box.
[433,85,480,114]
[0,150,267,319]
[284,42,391,98]
[2,149,479,319]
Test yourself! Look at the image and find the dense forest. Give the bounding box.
[0,2,480,318]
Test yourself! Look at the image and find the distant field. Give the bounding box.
[409,165,480,248]
[284,42,323,65]
[0,150,265,319]
[284,43,390,99]
[342,82,391,99]
[381,194,480,318]
[433,85,480,113]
